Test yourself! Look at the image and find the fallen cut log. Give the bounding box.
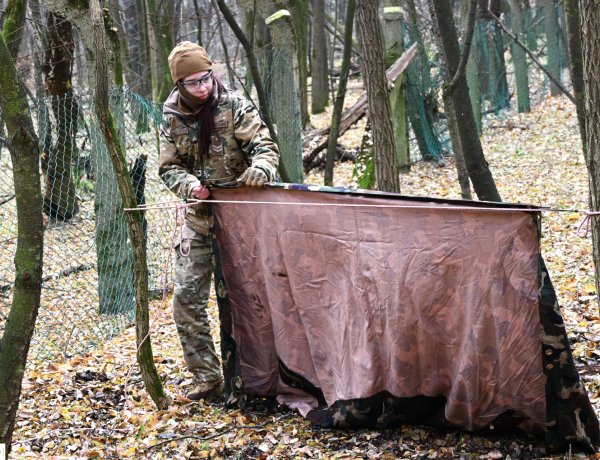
[303,43,417,172]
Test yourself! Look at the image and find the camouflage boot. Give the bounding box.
[187,378,224,401]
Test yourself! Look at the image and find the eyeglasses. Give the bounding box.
[182,71,213,89]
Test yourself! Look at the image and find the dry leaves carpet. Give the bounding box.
[10,95,600,459]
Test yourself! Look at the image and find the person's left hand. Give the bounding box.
[190,184,211,200]
[238,167,268,187]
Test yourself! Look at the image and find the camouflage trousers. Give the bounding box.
[173,232,221,383]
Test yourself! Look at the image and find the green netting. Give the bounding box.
[403,21,449,162]
[0,88,172,363]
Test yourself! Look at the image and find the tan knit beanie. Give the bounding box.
[168,41,213,83]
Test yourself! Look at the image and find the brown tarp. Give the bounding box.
[210,186,599,453]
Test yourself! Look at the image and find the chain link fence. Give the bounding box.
[0,88,174,363]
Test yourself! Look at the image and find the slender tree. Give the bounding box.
[356,0,400,192]
[311,0,329,113]
[325,0,355,185]
[89,0,169,410]
[0,22,44,454]
[428,0,501,202]
[287,0,310,128]
[507,0,531,113]
[42,12,80,221]
[542,0,562,96]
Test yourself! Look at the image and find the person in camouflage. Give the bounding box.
[159,41,279,401]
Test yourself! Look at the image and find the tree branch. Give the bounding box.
[489,11,576,104]
[448,0,477,94]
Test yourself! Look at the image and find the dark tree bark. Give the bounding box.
[355,0,400,193]
[564,0,586,155]
[311,0,329,114]
[325,0,355,185]
[580,0,600,311]
[428,0,501,202]
[42,11,80,221]
[90,0,170,410]
[0,27,44,455]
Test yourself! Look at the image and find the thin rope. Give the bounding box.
[125,198,549,213]
[576,211,600,238]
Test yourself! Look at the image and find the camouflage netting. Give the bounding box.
[0,88,174,362]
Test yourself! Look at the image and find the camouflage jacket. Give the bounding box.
[159,88,280,234]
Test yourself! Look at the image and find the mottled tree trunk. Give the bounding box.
[1,0,27,58]
[90,0,170,410]
[580,0,600,311]
[383,4,409,171]
[356,0,400,193]
[264,9,303,183]
[0,29,44,455]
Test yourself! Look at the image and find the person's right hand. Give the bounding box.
[190,185,211,200]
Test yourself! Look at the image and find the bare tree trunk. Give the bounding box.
[288,0,310,128]
[508,0,531,113]
[0,28,44,455]
[215,0,288,179]
[429,0,501,202]
[383,4,409,171]
[90,0,170,410]
[264,9,303,183]
[325,0,355,185]
[355,0,400,193]
[311,0,329,114]
[42,12,80,221]
[543,0,562,96]
[580,0,600,312]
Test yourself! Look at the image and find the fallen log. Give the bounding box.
[303,43,417,172]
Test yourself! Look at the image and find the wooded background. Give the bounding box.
[2,0,600,454]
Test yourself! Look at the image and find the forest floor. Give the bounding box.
[9,92,600,459]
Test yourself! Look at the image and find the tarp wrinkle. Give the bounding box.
[211,186,599,453]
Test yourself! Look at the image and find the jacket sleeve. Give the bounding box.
[232,96,280,181]
[158,115,201,199]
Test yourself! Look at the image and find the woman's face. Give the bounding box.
[181,70,213,101]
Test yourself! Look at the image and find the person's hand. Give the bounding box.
[238,167,268,187]
[190,185,211,200]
